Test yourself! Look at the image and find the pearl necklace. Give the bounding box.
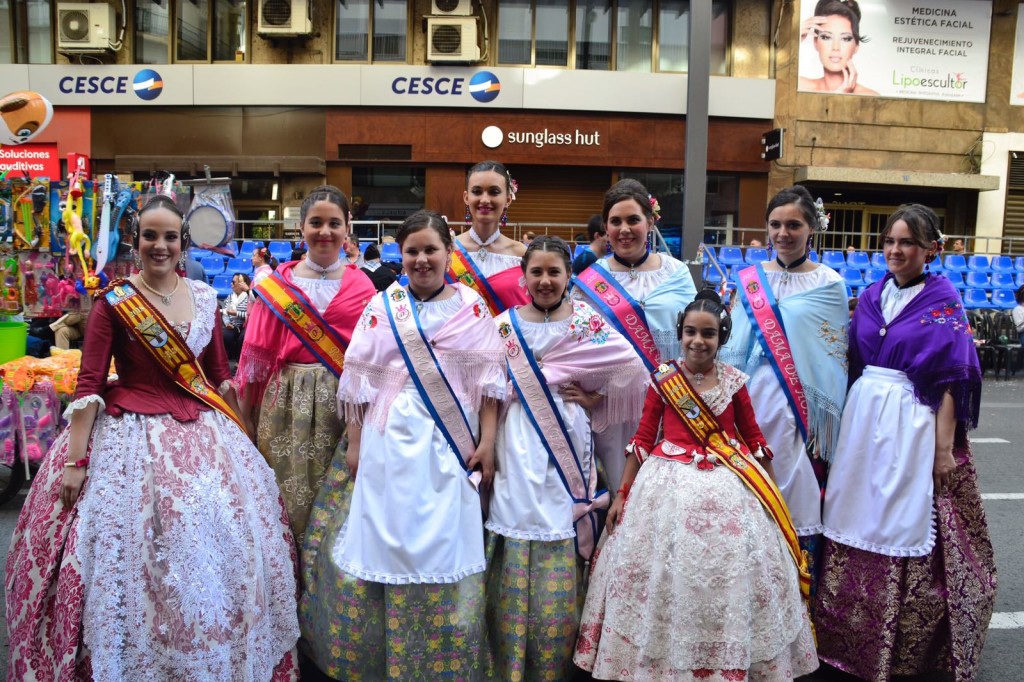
[138,274,180,306]
[304,256,343,280]
[468,226,501,261]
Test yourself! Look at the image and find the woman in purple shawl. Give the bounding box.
[816,204,996,681]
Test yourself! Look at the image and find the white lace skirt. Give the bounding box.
[574,456,818,680]
[74,410,300,680]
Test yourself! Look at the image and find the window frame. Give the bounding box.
[332,0,411,65]
[1,0,55,64]
[134,0,250,65]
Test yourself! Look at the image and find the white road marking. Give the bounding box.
[981,493,1024,500]
[989,612,1024,629]
[972,438,1010,443]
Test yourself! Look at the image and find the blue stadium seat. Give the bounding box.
[992,288,1017,309]
[211,274,233,298]
[943,271,967,289]
[573,244,587,260]
[965,271,991,289]
[218,242,238,257]
[926,257,945,273]
[201,256,226,276]
[841,268,865,287]
[380,242,402,263]
[864,268,887,285]
[967,255,990,272]
[1017,272,1024,288]
[226,257,252,275]
[871,252,886,269]
[238,241,263,258]
[703,267,724,285]
[822,251,846,270]
[807,250,819,263]
[398,274,409,286]
[944,254,968,272]
[189,248,210,261]
[719,246,745,267]
[962,288,989,309]
[1015,256,1024,273]
[845,286,855,298]
[991,272,1016,290]
[745,248,769,264]
[267,241,292,261]
[991,255,1014,273]
[846,251,870,270]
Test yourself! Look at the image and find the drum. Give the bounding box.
[186,204,233,247]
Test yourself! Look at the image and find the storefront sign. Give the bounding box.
[18,66,192,106]
[0,143,60,179]
[797,0,991,102]
[481,125,601,149]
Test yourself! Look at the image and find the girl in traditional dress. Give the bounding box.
[300,210,505,681]
[817,204,996,681]
[5,195,300,681]
[720,186,848,594]
[486,237,647,681]
[451,160,530,313]
[236,185,376,546]
[573,178,697,491]
[251,245,277,288]
[574,290,818,682]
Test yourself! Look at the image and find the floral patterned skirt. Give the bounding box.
[815,446,997,682]
[573,457,818,682]
[484,532,583,682]
[257,363,344,547]
[4,410,300,682]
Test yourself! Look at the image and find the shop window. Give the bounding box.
[497,0,729,74]
[0,0,53,64]
[350,166,425,236]
[335,0,407,63]
[135,0,247,64]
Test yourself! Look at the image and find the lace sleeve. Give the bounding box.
[63,394,106,419]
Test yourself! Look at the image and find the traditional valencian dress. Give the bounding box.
[574,362,818,682]
[573,253,697,491]
[720,264,848,591]
[236,260,375,545]
[817,273,995,682]
[300,283,505,681]
[486,301,647,681]
[449,242,529,315]
[5,279,300,681]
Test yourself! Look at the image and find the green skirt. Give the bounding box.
[484,531,585,682]
[257,362,344,547]
[299,455,491,681]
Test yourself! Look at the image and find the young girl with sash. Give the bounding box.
[817,205,995,682]
[486,237,647,681]
[573,178,697,492]
[236,185,376,546]
[6,195,300,680]
[300,211,505,681]
[450,160,529,315]
[575,290,818,682]
[720,186,848,593]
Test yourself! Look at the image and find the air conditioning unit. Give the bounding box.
[431,0,473,16]
[57,2,116,53]
[257,0,312,36]
[427,17,480,63]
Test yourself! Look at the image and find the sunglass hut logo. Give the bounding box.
[56,68,164,101]
[390,71,500,103]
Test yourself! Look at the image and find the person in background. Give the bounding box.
[360,243,397,292]
[1012,285,1024,333]
[953,238,966,255]
[522,231,537,246]
[222,272,250,359]
[342,235,365,267]
[251,246,277,288]
[49,312,87,350]
[571,215,607,275]
[184,254,206,282]
[749,238,764,248]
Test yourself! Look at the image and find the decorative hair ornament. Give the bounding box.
[507,172,519,202]
[935,229,947,254]
[648,194,661,222]
[814,197,830,231]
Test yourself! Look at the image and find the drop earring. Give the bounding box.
[132,248,142,270]
[500,207,509,229]
[464,205,472,223]
[178,252,187,269]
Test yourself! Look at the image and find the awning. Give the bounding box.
[794,166,1000,192]
[113,155,325,176]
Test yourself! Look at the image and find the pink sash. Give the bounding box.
[575,266,659,371]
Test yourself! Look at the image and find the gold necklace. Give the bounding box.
[138,274,180,305]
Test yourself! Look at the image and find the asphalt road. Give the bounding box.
[0,378,1020,680]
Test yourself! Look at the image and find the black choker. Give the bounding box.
[612,250,650,280]
[409,283,447,311]
[776,254,809,283]
[531,297,565,322]
[895,272,928,289]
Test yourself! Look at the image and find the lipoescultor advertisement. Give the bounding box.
[797,0,992,102]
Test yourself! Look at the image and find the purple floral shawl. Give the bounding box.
[851,273,981,431]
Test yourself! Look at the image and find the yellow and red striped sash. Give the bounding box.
[104,281,246,431]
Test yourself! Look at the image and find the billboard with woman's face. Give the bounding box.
[797,0,991,102]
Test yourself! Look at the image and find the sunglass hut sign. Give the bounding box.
[481,125,601,149]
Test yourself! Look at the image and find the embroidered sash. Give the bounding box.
[449,239,506,316]
[104,281,246,431]
[383,284,482,490]
[575,267,659,372]
[253,271,348,378]
[503,311,609,560]
[651,360,811,601]
[736,264,810,443]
